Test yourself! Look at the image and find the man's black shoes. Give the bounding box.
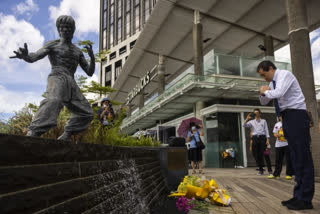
[286,200,313,210]
[281,197,297,206]
[282,198,313,210]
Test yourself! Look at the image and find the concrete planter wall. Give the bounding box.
[159,147,189,190]
[0,134,187,214]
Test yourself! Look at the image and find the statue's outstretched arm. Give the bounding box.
[10,43,50,63]
[79,44,95,77]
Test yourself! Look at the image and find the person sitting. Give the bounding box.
[97,97,115,126]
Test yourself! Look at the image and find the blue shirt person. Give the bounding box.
[187,129,201,148]
[187,123,204,174]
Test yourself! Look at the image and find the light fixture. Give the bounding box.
[203,38,211,43]
[258,44,266,51]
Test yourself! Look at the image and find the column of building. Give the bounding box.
[192,10,205,121]
[285,0,320,176]
[157,55,165,95]
[192,10,207,166]
[138,89,145,109]
[263,35,275,60]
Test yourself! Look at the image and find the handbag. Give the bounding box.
[264,149,270,156]
[195,136,206,150]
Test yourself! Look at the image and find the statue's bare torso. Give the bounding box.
[43,40,85,77]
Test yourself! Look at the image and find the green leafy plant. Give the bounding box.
[4,104,35,135]
[188,198,210,213]
[80,107,160,147]
[77,40,109,62]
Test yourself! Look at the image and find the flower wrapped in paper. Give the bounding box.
[169,175,231,207]
[209,189,231,206]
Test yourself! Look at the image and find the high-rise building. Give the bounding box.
[98,0,157,88]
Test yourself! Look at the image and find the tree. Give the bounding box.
[5,104,37,135]
[77,40,109,62]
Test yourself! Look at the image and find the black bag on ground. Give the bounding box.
[168,137,186,147]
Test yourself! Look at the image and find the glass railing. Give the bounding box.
[122,50,318,128]
[203,50,292,78]
[122,73,268,128]
[138,51,291,113]
[123,73,197,126]
[123,70,320,129]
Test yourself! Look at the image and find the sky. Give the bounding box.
[0,0,320,121]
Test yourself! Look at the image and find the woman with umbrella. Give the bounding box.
[187,122,204,174]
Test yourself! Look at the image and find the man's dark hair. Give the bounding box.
[56,15,76,33]
[253,108,261,114]
[256,60,277,73]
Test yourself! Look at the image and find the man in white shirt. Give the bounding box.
[258,60,314,210]
[243,108,271,175]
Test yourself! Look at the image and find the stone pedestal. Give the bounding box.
[159,147,188,190]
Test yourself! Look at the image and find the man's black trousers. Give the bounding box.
[282,109,314,203]
[252,135,266,172]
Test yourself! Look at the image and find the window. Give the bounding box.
[103,11,107,29]
[110,24,114,47]
[126,0,131,12]
[109,2,115,47]
[130,40,136,49]
[144,0,150,22]
[102,0,108,49]
[117,0,122,43]
[152,0,157,7]
[103,29,107,50]
[125,12,131,38]
[117,21,122,43]
[115,60,122,80]
[118,0,122,14]
[134,0,140,33]
[104,0,107,10]
[110,4,114,24]
[110,51,116,60]
[105,65,112,86]
[125,0,131,38]
[119,46,127,55]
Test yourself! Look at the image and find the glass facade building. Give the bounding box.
[99,0,320,168]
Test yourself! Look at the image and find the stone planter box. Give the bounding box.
[0,134,188,214]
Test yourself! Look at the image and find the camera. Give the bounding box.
[250,112,255,118]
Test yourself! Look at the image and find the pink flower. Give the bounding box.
[176,196,193,213]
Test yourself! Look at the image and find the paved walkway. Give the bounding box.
[189,168,320,214]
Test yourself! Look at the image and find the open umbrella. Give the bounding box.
[177,117,202,139]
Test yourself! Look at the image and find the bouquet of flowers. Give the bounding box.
[169,175,231,209]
